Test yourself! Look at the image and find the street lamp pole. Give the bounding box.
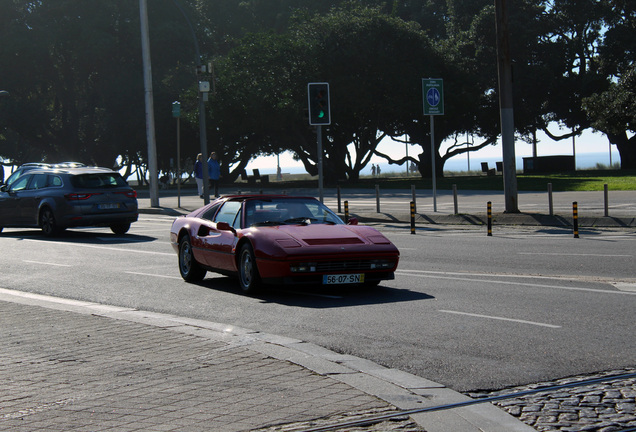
[139,0,160,207]
[171,0,210,204]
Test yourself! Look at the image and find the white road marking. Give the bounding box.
[396,269,636,295]
[439,310,561,328]
[125,271,182,280]
[22,239,173,256]
[23,260,72,267]
[518,252,632,258]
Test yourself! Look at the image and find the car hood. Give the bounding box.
[253,223,399,255]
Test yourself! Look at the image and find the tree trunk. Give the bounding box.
[608,132,636,170]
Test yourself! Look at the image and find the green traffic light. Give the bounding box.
[318,111,325,118]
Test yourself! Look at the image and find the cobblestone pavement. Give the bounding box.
[469,368,636,432]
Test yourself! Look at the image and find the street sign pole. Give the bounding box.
[430,115,437,212]
[308,83,331,203]
[317,125,324,203]
[172,101,181,208]
[422,79,444,212]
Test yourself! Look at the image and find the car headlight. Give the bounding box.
[290,263,317,273]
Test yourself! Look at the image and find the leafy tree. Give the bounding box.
[583,0,636,169]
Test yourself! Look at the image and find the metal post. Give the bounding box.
[411,184,417,213]
[410,202,416,235]
[344,200,349,224]
[176,116,181,208]
[495,0,518,213]
[337,186,341,213]
[573,202,579,238]
[317,125,324,203]
[375,184,380,213]
[487,201,492,236]
[548,183,553,216]
[430,115,437,212]
[453,184,458,214]
[604,184,609,217]
[139,0,159,207]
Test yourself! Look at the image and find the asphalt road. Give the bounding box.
[1,215,634,393]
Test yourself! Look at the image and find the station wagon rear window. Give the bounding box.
[70,173,127,189]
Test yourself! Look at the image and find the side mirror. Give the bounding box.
[347,217,359,225]
[216,221,236,234]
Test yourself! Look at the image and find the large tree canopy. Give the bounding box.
[1,0,634,179]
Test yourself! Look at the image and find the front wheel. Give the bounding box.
[238,243,261,294]
[178,234,206,282]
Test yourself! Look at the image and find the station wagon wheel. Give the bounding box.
[40,207,60,237]
[178,233,206,282]
[110,222,131,235]
[238,243,261,294]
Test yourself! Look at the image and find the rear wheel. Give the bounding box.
[110,222,131,235]
[178,234,206,282]
[238,243,261,294]
[40,208,61,237]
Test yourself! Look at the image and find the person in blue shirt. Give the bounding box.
[193,153,204,198]
[208,152,220,197]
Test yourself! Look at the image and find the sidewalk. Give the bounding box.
[137,186,636,228]
[0,287,534,432]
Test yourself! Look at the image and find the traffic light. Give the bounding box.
[307,82,331,125]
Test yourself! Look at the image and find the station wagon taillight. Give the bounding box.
[65,192,103,200]
[115,190,137,199]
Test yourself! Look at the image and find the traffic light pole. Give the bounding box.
[317,125,324,203]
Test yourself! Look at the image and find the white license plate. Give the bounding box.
[323,274,365,285]
[98,203,120,210]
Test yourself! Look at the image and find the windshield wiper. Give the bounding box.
[284,217,317,225]
[251,220,281,227]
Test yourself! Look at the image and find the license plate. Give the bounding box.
[323,274,364,285]
[98,203,120,210]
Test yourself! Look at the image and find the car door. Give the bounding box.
[0,174,32,226]
[17,173,48,225]
[198,201,241,271]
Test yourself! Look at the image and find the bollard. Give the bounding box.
[487,201,492,236]
[604,184,609,217]
[344,200,349,224]
[411,185,417,213]
[410,201,416,234]
[337,186,342,213]
[573,202,579,238]
[375,184,380,213]
[453,184,458,215]
[548,183,553,216]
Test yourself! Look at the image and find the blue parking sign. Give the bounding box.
[423,79,444,115]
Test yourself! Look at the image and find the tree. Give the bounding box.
[583,0,636,169]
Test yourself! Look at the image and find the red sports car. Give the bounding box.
[170,195,399,293]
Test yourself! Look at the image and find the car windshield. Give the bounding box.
[70,173,127,189]
[244,198,343,227]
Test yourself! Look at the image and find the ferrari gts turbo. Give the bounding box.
[170,195,399,293]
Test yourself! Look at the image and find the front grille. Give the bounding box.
[315,259,391,272]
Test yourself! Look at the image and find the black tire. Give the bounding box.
[238,243,261,294]
[40,207,61,237]
[110,222,131,235]
[178,234,206,282]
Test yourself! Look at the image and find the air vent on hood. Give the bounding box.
[303,238,364,245]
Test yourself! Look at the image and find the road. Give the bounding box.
[1,215,634,393]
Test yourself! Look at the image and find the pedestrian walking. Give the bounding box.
[371,164,376,177]
[194,153,204,198]
[208,152,220,198]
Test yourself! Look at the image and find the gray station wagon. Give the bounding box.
[0,167,138,236]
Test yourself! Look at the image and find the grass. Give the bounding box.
[272,169,636,192]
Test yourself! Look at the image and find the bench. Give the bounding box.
[481,162,496,176]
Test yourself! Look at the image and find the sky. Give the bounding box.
[249,126,620,175]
